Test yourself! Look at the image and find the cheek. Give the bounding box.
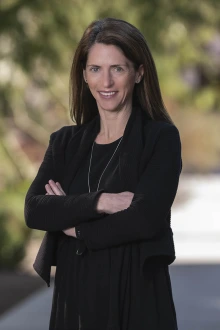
[87,77,98,90]
[87,82,98,99]
[86,79,95,92]
[122,73,136,89]
[123,79,136,95]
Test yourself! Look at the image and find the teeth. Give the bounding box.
[100,92,116,96]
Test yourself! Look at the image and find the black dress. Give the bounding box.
[49,137,124,330]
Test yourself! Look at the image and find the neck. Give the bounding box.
[97,107,132,143]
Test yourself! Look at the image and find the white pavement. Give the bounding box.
[0,174,219,330]
[172,174,220,264]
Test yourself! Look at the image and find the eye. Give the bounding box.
[89,66,100,72]
[114,66,123,72]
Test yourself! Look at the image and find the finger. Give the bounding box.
[56,182,66,195]
[48,180,63,195]
[45,184,55,195]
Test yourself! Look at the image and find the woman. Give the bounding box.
[24,18,182,330]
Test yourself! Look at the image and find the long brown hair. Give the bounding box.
[69,18,173,125]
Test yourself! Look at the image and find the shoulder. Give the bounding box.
[138,107,180,137]
[49,124,84,146]
[51,124,80,138]
[139,112,181,154]
[143,116,180,145]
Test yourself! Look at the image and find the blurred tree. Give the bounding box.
[0,180,31,269]
[132,0,220,111]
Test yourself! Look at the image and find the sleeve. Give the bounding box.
[24,132,104,232]
[78,125,182,250]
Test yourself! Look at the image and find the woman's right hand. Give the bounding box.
[97,192,134,214]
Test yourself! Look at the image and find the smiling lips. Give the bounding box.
[99,91,117,98]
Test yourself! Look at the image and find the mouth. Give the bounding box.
[98,91,117,98]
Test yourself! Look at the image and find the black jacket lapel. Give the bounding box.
[118,106,146,191]
[62,115,100,194]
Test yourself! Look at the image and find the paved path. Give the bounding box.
[0,174,219,329]
[0,285,53,330]
[0,265,219,330]
[171,264,220,330]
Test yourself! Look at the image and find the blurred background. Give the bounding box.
[0,0,219,329]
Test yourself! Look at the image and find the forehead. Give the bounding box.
[86,43,131,65]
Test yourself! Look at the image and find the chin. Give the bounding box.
[97,102,125,113]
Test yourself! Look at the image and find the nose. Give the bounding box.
[102,69,114,88]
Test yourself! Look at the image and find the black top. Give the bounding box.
[71,137,123,194]
[49,138,123,330]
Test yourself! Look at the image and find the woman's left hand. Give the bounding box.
[45,180,66,196]
[45,179,77,238]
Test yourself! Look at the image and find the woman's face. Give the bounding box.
[83,43,143,113]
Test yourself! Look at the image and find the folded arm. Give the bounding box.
[77,125,182,250]
[24,132,104,232]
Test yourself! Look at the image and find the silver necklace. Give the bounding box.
[88,136,123,192]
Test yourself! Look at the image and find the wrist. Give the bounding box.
[96,192,107,213]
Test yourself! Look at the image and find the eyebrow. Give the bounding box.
[86,63,129,67]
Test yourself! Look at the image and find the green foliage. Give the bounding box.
[0,180,31,268]
[132,0,220,112]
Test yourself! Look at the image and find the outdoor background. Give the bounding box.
[0,0,219,329]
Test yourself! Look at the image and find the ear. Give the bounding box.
[135,64,144,83]
[83,69,87,83]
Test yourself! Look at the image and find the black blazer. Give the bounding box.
[24,106,182,287]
